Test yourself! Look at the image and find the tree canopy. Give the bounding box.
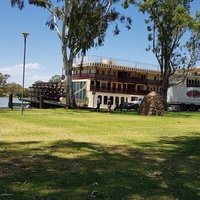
[49,75,62,83]
[11,0,132,108]
[4,82,23,97]
[0,73,24,97]
[126,0,200,107]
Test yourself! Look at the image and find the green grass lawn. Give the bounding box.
[0,109,200,200]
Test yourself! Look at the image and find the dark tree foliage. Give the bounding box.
[10,0,24,9]
[29,0,132,56]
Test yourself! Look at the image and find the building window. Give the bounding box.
[118,83,121,91]
[96,69,99,74]
[115,97,119,105]
[73,81,86,101]
[192,80,194,85]
[102,83,106,88]
[104,96,108,105]
[141,75,146,79]
[91,80,94,86]
[98,95,102,104]
[109,96,114,105]
[113,83,116,91]
[130,96,137,101]
[96,81,100,89]
[89,69,91,74]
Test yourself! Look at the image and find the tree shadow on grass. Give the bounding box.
[0,135,199,200]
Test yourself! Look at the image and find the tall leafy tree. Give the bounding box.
[125,0,200,108]
[0,73,10,87]
[0,73,11,96]
[4,82,23,97]
[11,0,132,108]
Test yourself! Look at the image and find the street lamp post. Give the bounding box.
[21,32,29,115]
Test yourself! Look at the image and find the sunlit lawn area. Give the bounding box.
[0,109,200,200]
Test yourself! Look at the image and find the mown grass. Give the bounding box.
[0,109,200,200]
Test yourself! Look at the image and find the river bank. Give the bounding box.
[0,97,21,108]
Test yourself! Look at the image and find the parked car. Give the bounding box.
[114,102,135,111]
[131,98,143,110]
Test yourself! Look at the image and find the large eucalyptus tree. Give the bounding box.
[125,0,200,108]
[11,0,132,108]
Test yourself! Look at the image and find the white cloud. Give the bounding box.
[0,62,46,87]
[0,62,42,76]
[29,75,50,82]
[0,64,22,76]
[26,63,42,70]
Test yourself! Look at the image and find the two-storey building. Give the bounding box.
[72,59,162,109]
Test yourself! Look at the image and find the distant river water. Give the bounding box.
[0,97,21,108]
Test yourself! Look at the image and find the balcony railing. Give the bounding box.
[187,84,200,87]
[90,86,149,95]
[72,73,161,86]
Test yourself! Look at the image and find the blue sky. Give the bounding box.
[0,1,199,87]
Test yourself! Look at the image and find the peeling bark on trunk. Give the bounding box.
[62,41,76,108]
[60,1,77,109]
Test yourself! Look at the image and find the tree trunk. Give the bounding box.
[161,75,169,111]
[62,42,76,108]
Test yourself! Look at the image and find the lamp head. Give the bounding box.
[22,32,29,38]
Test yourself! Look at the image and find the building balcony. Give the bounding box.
[90,86,149,95]
[73,73,111,81]
[72,73,161,86]
[187,84,200,87]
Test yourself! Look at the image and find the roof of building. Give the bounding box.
[73,61,160,74]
